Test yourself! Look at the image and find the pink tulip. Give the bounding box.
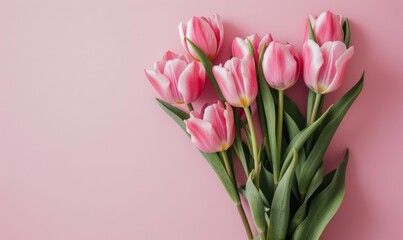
[212,56,258,107]
[232,33,273,62]
[145,51,205,104]
[305,10,344,46]
[185,101,235,153]
[302,40,354,94]
[179,14,224,61]
[262,41,300,90]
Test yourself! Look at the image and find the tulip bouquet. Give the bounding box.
[145,11,363,240]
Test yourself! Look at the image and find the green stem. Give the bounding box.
[258,231,267,240]
[310,93,322,124]
[243,106,260,188]
[186,103,194,112]
[220,151,235,183]
[236,204,254,240]
[275,90,284,183]
[220,151,253,240]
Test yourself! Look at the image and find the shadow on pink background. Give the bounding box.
[0,0,401,239]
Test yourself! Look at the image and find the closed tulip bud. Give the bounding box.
[262,41,300,90]
[232,33,273,62]
[145,51,205,104]
[302,40,354,94]
[179,14,224,61]
[305,10,344,46]
[212,56,258,107]
[185,102,235,153]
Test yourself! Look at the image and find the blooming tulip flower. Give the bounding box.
[302,40,354,94]
[262,41,300,90]
[185,102,235,153]
[305,10,344,45]
[145,51,205,104]
[232,33,273,62]
[179,14,224,61]
[212,56,258,107]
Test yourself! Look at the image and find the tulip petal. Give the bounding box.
[163,51,179,61]
[324,46,354,93]
[302,40,324,92]
[210,14,224,55]
[185,118,222,153]
[213,65,243,107]
[145,69,175,103]
[240,55,258,105]
[178,61,205,103]
[263,41,298,90]
[186,17,218,59]
[203,102,227,142]
[232,37,250,59]
[318,41,348,91]
[224,102,235,148]
[163,60,188,103]
[314,11,344,45]
[179,22,191,56]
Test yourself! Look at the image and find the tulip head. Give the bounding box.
[145,51,205,104]
[262,41,300,91]
[185,102,235,153]
[302,40,354,94]
[212,56,258,108]
[305,10,344,45]
[179,14,224,61]
[232,33,273,62]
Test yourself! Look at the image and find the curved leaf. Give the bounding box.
[292,151,349,240]
[280,107,332,179]
[246,172,267,234]
[298,74,364,194]
[268,149,298,240]
[258,45,278,182]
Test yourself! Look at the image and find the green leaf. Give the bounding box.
[343,18,351,48]
[284,94,305,130]
[156,98,189,131]
[185,38,225,101]
[260,166,275,205]
[288,165,323,236]
[284,112,301,142]
[268,149,298,240]
[298,74,364,194]
[156,99,240,204]
[280,106,332,179]
[246,172,267,234]
[292,151,349,240]
[258,44,278,182]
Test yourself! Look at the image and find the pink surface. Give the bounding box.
[0,0,401,239]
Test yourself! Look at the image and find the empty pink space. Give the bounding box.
[0,0,401,239]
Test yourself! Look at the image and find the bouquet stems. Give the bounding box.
[220,151,254,240]
[276,90,284,185]
[243,106,260,189]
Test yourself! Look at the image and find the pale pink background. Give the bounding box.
[0,0,401,239]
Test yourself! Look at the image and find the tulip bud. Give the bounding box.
[179,14,224,61]
[212,56,258,107]
[145,51,205,104]
[302,40,354,94]
[232,33,273,62]
[262,41,300,90]
[185,102,235,153]
[305,10,344,46]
